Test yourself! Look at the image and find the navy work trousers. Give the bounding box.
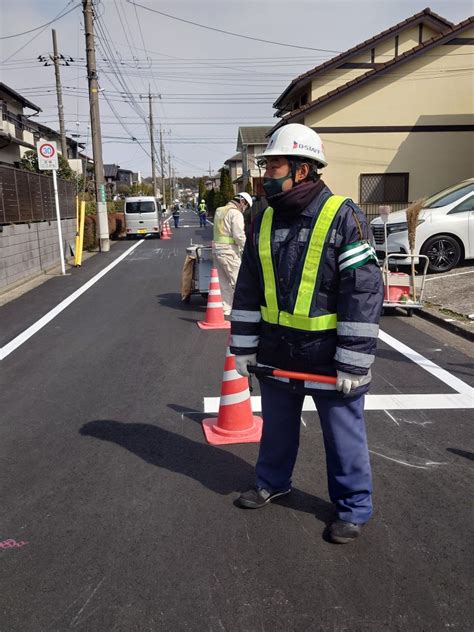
[199,214,207,227]
[257,379,373,524]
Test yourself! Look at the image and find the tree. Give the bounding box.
[129,182,153,196]
[205,188,216,217]
[198,177,206,201]
[116,183,131,197]
[219,167,234,203]
[20,149,75,181]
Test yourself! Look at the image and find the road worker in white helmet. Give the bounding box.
[230,123,383,544]
[212,192,253,315]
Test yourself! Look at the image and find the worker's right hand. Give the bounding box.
[235,354,257,378]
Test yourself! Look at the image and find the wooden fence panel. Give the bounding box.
[0,165,76,224]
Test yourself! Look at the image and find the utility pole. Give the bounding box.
[140,89,160,197]
[160,125,166,209]
[168,152,172,201]
[51,30,67,158]
[82,0,109,252]
[148,91,157,197]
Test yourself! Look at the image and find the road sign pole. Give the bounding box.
[52,169,66,275]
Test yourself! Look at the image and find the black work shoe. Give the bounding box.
[237,486,291,509]
[328,519,362,544]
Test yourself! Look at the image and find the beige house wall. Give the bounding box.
[303,31,474,202]
[308,24,444,102]
[321,130,474,202]
[306,30,474,127]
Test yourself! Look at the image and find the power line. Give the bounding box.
[127,0,342,54]
[1,1,79,63]
[0,3,80,40]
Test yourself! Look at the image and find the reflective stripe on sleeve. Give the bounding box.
[339,250,377,272]
[338,242,371,263]
[274,229,290,242]
[337,322,379,338]
[335,346,375,368]
[230,310,262,323]
[230,334,259,347]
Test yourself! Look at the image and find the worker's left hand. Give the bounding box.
[235,354,257,378]
[336,370,370,394]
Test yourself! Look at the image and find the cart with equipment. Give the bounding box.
[382,253,429,316]
[181,244,213,302]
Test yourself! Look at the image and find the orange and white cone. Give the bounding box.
[161,222,170,240]
[197,268,230,330]
[202,348,262,445]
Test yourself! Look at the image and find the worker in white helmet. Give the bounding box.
[230,123,383,544]
[212,192,253,315]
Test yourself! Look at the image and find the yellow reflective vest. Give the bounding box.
[258,195,347,332]
[213,203,237,245]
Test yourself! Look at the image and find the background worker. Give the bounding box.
[230,123,383,544]
[172,203,180,228]
[198,199,208,227]
[213,192,253,316]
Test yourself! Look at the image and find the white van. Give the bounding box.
[124,197,163,238]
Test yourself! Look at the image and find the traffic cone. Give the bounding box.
[202,348,263,445]
[197,268,230,330]
[161,222,170,240]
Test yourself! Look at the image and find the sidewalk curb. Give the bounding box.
[415,307,474,342]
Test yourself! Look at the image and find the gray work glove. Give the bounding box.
[336,370,371,395]
[234,354,257,378]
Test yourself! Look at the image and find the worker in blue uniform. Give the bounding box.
[230,123,384,544]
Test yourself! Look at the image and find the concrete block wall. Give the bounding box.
[0,219,76,292]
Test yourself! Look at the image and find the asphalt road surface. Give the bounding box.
[1,209,473,632]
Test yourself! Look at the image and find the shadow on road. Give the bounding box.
[79,419,333,522]
[446,447,474,461]
[156,292,206,312]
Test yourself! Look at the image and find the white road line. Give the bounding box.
[425,269,474,281]
[378,329,473,395]
[204,393,473,413]
[204,328,473,412]
[0,240,144,361]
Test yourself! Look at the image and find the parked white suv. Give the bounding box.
[370,178,474,273]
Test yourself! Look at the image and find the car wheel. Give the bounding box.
[420,234,462,273]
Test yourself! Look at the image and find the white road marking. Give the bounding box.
[0,241,144,361]
[378,329,473,395]
[425,269,474,281]
[204,393,473,413]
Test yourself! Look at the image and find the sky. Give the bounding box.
[1,0,472,179]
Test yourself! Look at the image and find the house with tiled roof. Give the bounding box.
[271,8,474,216]
[224,152,242,191]
[236,126,272,194]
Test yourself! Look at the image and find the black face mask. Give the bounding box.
[262,173,293,198]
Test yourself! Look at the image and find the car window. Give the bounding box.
[424,183,474,208]
[125,201,156,213]
[448,196,474,214]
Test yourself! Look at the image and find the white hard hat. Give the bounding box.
[201,199,205,203]
[257,123,327,168]
[235,192,253,208]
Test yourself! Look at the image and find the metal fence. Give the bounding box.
[0,165,76,224]
[359,202,407,223]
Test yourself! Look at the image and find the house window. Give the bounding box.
[370,48,375,63]
[418,23,423,44]
[300,93,308,106]
[395,35,399,57]
[360,173,409,204]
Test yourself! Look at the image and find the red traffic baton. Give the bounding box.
[248,365,337,385]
